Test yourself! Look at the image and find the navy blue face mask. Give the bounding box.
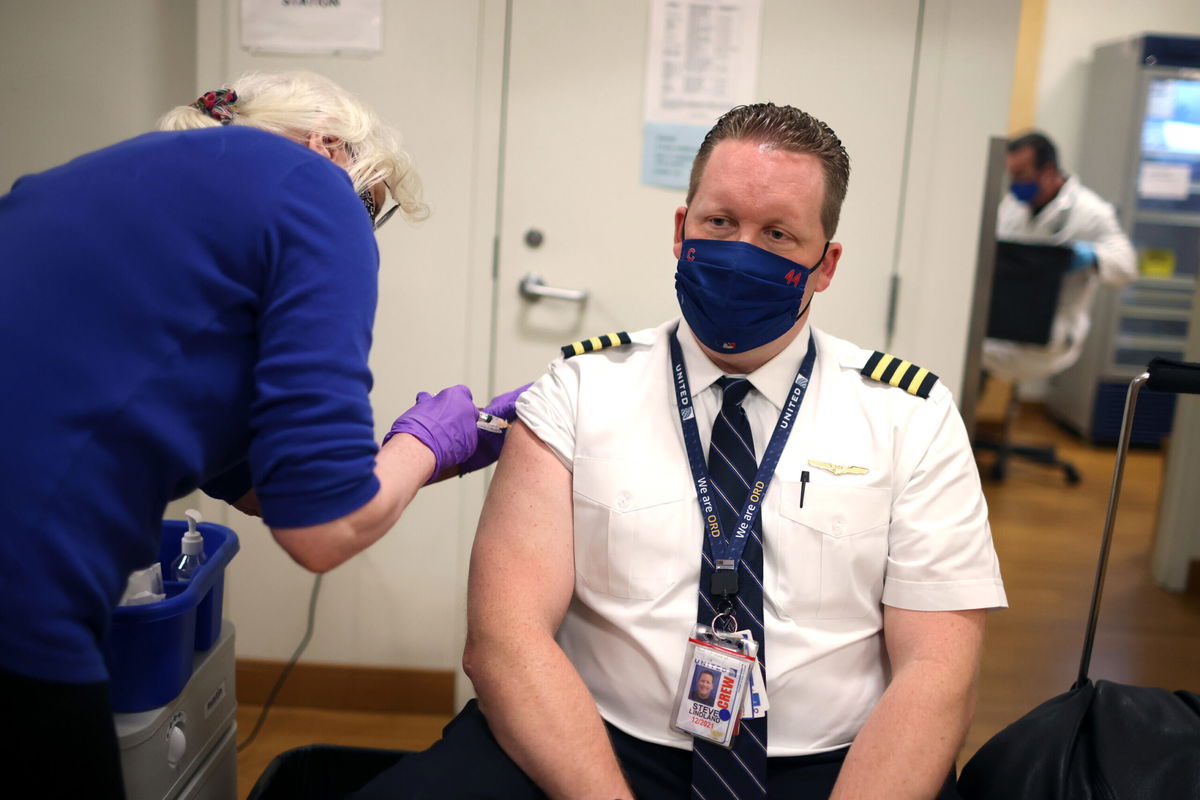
[675,238,828,354]
[1009,181,1038,204]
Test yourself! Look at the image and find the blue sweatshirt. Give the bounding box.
[0,127,382,682]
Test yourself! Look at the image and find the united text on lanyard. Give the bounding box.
[669,325,817,599]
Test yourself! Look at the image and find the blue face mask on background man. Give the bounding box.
[675,238,828,354]
[1009,181,1039,204]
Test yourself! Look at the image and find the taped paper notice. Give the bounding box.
[1137,162,1191,200]
[641,122,708,189]
[641,0,762,189]
[241,0,382,55]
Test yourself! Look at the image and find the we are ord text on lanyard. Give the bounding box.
[669,325,817,602]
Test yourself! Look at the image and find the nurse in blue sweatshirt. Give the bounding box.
[0,71,523,798]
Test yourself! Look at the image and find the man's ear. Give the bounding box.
[812,242,843,293]
[672,205,688,260]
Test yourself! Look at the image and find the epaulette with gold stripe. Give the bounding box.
[861,351,938,398]
[561,331,632,359]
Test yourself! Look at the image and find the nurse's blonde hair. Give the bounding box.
[158,71,428,222]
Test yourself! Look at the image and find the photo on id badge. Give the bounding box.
[688,666,719,707]
[674,658,744,744]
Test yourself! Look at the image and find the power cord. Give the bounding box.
[237,573,323,752]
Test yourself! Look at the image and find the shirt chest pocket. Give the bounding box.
[572,457,695,600]
[770,482,890,619]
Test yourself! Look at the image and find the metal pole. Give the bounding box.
[1076,372,1149,686]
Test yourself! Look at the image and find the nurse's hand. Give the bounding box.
[459,382,533,475]
[384,385,480,482]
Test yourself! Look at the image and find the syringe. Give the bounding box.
[476,411,511,434]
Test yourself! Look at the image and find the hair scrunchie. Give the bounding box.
[192,89,238,124]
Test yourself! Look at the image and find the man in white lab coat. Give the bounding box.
[983,131,1137,380]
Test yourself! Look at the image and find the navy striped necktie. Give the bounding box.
[692,376,768,799]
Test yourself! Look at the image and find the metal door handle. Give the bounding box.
[519,273,589,303]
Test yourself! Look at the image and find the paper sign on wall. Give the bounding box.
[641,0,762,189]
[1137,162,1191,201]
[241,0,382,55]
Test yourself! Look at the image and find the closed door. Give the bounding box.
[491,0,923,392]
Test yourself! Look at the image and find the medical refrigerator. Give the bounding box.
[1046,34,1200,444]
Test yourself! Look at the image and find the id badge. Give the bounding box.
[737,630,769,719]
[671,624,758,748]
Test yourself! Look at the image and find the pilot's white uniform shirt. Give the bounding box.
[985,175,1137,380]
[517,318,1008,756]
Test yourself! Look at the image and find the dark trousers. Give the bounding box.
[0,666,126,799]
[350,700,960,799]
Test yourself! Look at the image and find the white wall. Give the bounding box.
[0,0,197,191]
[1035,0,1200,175]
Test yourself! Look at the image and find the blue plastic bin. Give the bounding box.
[102,520,239,712]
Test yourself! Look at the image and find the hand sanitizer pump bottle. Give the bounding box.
[171,509,208,582]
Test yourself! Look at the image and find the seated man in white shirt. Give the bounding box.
[351,103,1007,800]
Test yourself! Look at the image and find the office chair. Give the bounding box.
[973,241,1081,485]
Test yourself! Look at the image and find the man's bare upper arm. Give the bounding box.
[468,420,576,638]
[883,606,985,677]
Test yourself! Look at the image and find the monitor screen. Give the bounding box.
[1138,77,1200,212]
[1142,78,1200,158]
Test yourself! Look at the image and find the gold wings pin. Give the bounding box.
[808,459,869,476]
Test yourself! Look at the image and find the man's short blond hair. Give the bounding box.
[688,103,850,238]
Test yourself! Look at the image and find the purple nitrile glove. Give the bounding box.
[459,382,534,476]
[384,385,480,481]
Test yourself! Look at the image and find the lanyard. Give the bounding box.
[669,325,817,598]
